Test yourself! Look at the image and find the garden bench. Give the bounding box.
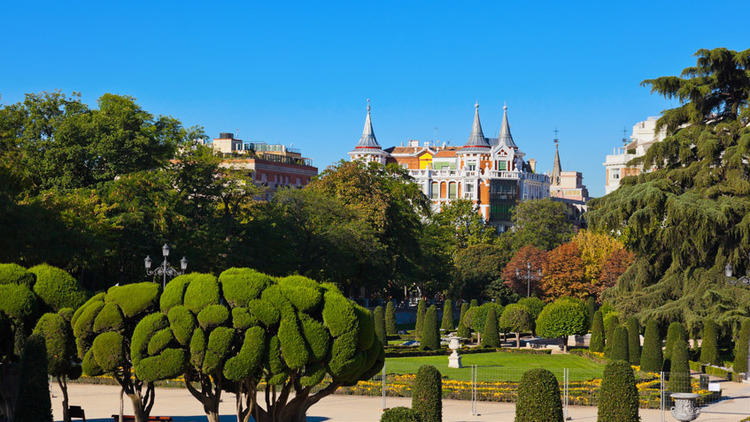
[112,416,172,422]
[68,405,86,421]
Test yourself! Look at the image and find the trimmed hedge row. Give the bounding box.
[384,347,552,358]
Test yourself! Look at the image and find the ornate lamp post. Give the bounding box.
[516,262,543,297]
[145,243,188,289]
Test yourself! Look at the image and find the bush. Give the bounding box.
[203,326,235,374]
[168,305,197,345]
[106,282,159,318]
[224,326,265,381]
[441,299,453,331]
[219,267,271,307]
[598,360,639,422]
[669,334,692,393]
[590,310,605,353]
[535,299,587,351]
[517,297,544,334]
[249,298,280,327]
[420,306,440,350]
[640,319,663,373]
[93,303,125,333]
[733,319,750,375]
[322,290,358,337]
[29,264,88,312]
[14,334,53,422]
[412,365,441,422]
[465,302,502,335]
[278,316,308,369]
[196,304,230,329]
[603,314,620,358]
[0,283,36,321]
[92,331,126,372]
[612,326,629,362]
[381,407,422,422]
[279,276,323,312]
[182,273,221,314]
[385,301,397,336]
[585,297,596,329]
[160,274,192,313]
[700,319,720,365]
[300,313,330,361]
[626,317,640,365]
[0,263,35,286]
[499,304,532,347]
[374,306,386,346]
[415,299,426,339]
[481,306,500,348]
[515,368,562,422]
[33,312,78,378]
[664,321,684,361]
[456,302,471,339]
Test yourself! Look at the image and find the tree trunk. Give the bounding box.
[127,393,148,422]
[561,337,568,353]
[516,332,521,348]
[205,410,220,422]
[57,376,70,422]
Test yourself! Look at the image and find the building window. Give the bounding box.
[498,161,507,171]
[449,182,457,199]
[430,182,438,199]
[612,169,620,179]
[466,183,474,193]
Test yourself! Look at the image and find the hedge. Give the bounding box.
[421,306,440,350]
[384,347,551,358]
[231,307,256,330]
[0,283,36,321]
[147,328,174,355]
[29,264,88,312]
[385,301,397,336]
[168,305,197,346]
[699,319,720,365]
[132,313,170,365]
[224,326,265,381]
[182,273,220,314]
[203,326,234,374]
[598,360,639,422]
[412,365,441,422]
[515,368,562,422]
[590,310,605,353]
[219,267,271,307]
[612,326,629,362]
[160,273,192,313]
[300,313,330,361]
[93,303,124,333]
[664,321,684,361]
[196,304,230,329]
[14,334,53,422]
[92,331,126,372]
[640,319,663,373]
[626,317,640,365]
[278,316,309,369]
[322,290,358,337]
[603,314,619,358]
[248,298,280,327]
[733,319,750,375]
[381,407,421,422]
[441,299,453,331]
[279,275,322,312]
[33,312,78,378]
[374,306,386,346]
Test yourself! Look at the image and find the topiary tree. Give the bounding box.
[612,326,629,362]
[0,281,37,356]
[517,296,544,334]
[29,264,88,312]
[470,299,478,308]
[669,333,691,393]
[456,302,471,339]
[733,319,750,376]
[640,319,663,373]
[626,317,641,365]
[515,368,562,422]
[499,304,532,348]
[481,306,500,348]
[535,299,587,352]
[699,319,720,365]
[420,306,440,350]
[385,301,397,336]
[463,302,503,345]
[134,269,384,422]
[590,310,605,353]
[0,263,35,287]
[381,407,422,422]
[586,297,596,330]
[412,365,441,422]
[72,282,163,422]
[597,360,639,422]
[664,321,684,362]
[603,314,620,358]
[33,309,81,422]
[415,299,426,339]
[14,334,53,422]
[374,306,386,346]
[440,299,453,331]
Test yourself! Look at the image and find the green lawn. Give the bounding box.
[384,351,604,382]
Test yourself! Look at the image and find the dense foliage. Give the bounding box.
[699,319,720,365]
[481,306,500,348]
[515,368,563,422]
[374,306,386,346]
[381,407,422,422]
[734,319,750,374]
[535,298,587,351]
[415,299,426,339]
[499,304,532,348]
[626,317,641,365]
[590,310,605,353]
[669,334,692,393]
[603,314,620,359]
[441,299,453,331]
[412,365,442,422]
[456,302,471,339]
[597,360,639,422]
[385,301,397,336]
[611,326,629,362]
[640,320,663,373]
[664,322,684,362]
[420,306,440,350]
[14,335,53,422]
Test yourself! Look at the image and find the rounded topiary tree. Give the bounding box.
[603,314,620,358]
[0,263,35,287]
[385,301,397,336]
[597,360,639,422]
[412,365,441,422]
[14,334,53,422]
[33,310,81,422]
[415,299,426,339]
[733,319,750,376]
[381,407,421,422]
[640,319,663,373]
[669,334,691,393]
[72,282,163,422]
[515,368,562,422]
[441,299,453,331]
[626,317,641,365]
[456,302,471,339]
[481,306,500,348]
[464,303,502,345]
[612,326,629,362]
[499,304,532,348]
[421,306,440,350]
[0,282,36,356]
[700,319,720,365]
[374,306,386,346]
[29,264,88,312]
[535,299,587,353]
[590,310,605,353]
[517,297,544,334]
[664,321,684,362]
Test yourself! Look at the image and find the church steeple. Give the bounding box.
[497,103,517,149]
[551,132,562,185]
[356,99,380,149]
[464,103,490,148]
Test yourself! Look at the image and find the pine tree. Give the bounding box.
[385,301,398,336]
[640,319,663,373]
[374,306,387,346]
[626,317,641,365]
[457,302,471,339]
[415,299,426,340]
[441,299,454,331]
[733,319,750,375]
[481,307,500,348]
[420,305,440,350]
[612,326,629,362]
[669,334,692,393]
[590,310,605,353]
[699,319,720,365]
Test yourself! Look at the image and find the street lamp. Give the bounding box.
[724,253,750,287]
[145,243,188,289]
[516,262,543,297]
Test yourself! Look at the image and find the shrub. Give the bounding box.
[224,326,265,381]
[465,302,502,335]
[590,310,605,353]
[182,273,220,314]
[733,319,750,375]
[481,306,500,348]
[219,267,271,307]
[169,305,197,345]
[470,299,478,308]
[612,326,629,362]
[196,304,230,329]
[29,264,88,312]
[0,263,35,286]
[92,331,126,372]
[415,299,426,339]
[106,282,159,318]
[300,313,330,361]
[249,298,280,327]
[517,296,544,334]
[535,299,587,352]
[515,368,562,422]
[456,302,471,338]
[626,317,640,365]
[385,301,397,336]
[669,334,692,393]
[412,365,441,422]
[14,334,53,422]
[603,314,620,358]
[231,307,256,330]
[381,406,422,422]
[640,319,663,373]
[499,304,532,348]
[322,290,358,337]
[160,273,192,313]
[203,326,235,374]
[93,303,125,333]
[0,283,36,321]
[279,275,323,312]
[585,297,596,330]
[598,360,639,422]
[664,321,684,361]
[421,306,440,350]
[441,299,453,331]
[699,319,720,365]
[374,306,386,346]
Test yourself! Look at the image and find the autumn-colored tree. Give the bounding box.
[598,248,636,295]
[541,242,587,300]
[573,231,624,283]
[502,245,547,297]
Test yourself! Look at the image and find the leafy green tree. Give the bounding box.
[385,301,398,336]
[412,365,442,422]
[510,199,575,251]
[441,299,454,331]
[733,319,750,375]
[588,48,750,329]
[453,244,511,300]
[640,320,663,373]
[517,296,545,334]
[481,307,500,348]
[598,360,639,422]
[463,303,502,344]
[499,304,532,348]
[14,334,53,422]
[535,299,587,352]
[626,317,641,365]
[669,334,692,393]
[700,319,720,365]
[457,302,471,339]
[590,310,605,353]
[374,306,387,346]
[612,326,629,362]
[415,299,426,339]
[29,264,88,312]
[420,306,440,350]
[515,368,563,422]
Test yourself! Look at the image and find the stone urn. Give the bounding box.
[670,393,700,421]
[447,335,462,368]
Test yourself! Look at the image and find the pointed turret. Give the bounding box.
[356,100,380,149]
[497,104,517,149]
[551,139,562,185]
[464,103,490,148]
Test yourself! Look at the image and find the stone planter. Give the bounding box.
[670,392,700,421]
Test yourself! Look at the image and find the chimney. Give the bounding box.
[528,159,536,173]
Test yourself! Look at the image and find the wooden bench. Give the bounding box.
[68,405,86,421]
[112,416,172,422]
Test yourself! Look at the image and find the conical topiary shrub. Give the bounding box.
[415,299,426,340]
[597,360,639,422]
[441,299,454,331]
[481,306,500,348]
[457,302,471,338]
[590,310,605,353]
[14,334,53,422]
[669,334,692,393]
[733,319,750,376]
[586,297,596,330]
[640,319,663,373]
[412,365,442,422]
[612,326,629,362]
[603,314,620,358]
[626,317,641,365]
[381,407,422,422]
[374,306,387,346]
[699,319,720,365]
[420,305,440,350]
[385,301,398,336]
[515,368,563,422]
[664,321,684,362]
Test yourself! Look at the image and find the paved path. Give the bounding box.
[51,381,750,422]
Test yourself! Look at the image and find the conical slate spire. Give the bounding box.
[465,103,489,148]
[497,104,517,148]
[551,139,562,185]
[356,99,380,148]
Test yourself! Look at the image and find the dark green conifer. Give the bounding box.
[420,305,440,350]
[612,326,629,362]
[14,334,53,422]
[586,297,596,330]
[603,314,620,358]
[385,301,397,336]
[415,299,426,339]
[374,306,386,346]
[412,365,442,422]
[457,302,471,339]
[733,319,750,375]
[441,299,454,331]
[626,317,641,365]
[669,334,692,393]
[640,319,663,373]
[515,368,563,422]
[664,322,684,361]
[598,360,639,422]
[590,310,605,353]
[699,319,720,365]
[481,307,499,348]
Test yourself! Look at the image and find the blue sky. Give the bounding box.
[2,1,749,197]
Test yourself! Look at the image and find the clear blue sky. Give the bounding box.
[3,1,749,197]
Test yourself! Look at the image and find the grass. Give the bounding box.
[385,351,605,382]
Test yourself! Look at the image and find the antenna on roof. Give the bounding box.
[553,127,559,145]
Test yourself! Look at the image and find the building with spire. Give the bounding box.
[548,135,590,220]
[603,116,667,194]
[348,102,550,231]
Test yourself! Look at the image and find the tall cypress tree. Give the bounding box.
[441,299,454,331]
[626,317,641,365]
[420,305,440,350]
[415,299,426,339]
[374,306,387,346]
[699,319,720,365]
[603,314,620,358]
[481,307,500,348]
[385,301,398,336]
[733,319,750,376]
[612,326,630,362]
[664,322,684,361]
[586,297,596,331]
[640,319,663,373]
[457,302,471,338]
[669,334,692,393]
[590,310,605,353]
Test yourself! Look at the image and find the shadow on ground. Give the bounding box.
[81,417,330,422]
